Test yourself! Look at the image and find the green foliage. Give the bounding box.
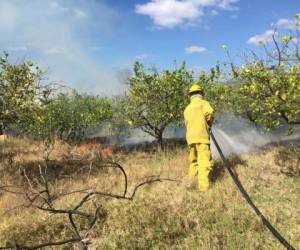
[119,61,194,146]
[2,13,300,140]
[0,52,113,143]
[230,63,300,130]
[224,13,300,132]
[197,67,230,114]
[0,52,43,134]
[26,91,112,143]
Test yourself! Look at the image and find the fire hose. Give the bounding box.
[210,130,296,250]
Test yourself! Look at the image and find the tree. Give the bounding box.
[197,67,230,114]
[230,63,300,130]
[26,91,113,143]
[228,13,300,132]
[0,52,43,135]
[120,61,194,148]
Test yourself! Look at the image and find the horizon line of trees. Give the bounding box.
[1,13,300,147]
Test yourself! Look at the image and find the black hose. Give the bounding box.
[210,130,295,250]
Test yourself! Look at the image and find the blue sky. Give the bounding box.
[0,0,299,95]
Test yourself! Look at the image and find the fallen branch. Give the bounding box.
[0,157,177,249]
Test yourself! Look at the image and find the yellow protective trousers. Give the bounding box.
[188,143,213,191]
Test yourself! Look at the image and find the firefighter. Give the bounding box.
[184,84,214,191]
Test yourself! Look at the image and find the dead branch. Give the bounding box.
[0,157,177,250]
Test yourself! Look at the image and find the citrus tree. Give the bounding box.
[230,63,300,131]
[0,52,43,135]
[228,13,300,132]
[197,67,230,114]
[120,61,194,148]
[26,91,113,143]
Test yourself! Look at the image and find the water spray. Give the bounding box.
[210,129,295,250]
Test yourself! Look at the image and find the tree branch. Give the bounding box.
[0,158,177,249]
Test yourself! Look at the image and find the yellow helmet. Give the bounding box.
[189,84,203,94]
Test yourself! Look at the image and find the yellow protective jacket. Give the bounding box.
[184,96,214,145]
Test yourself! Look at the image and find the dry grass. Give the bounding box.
[0,136,299,249]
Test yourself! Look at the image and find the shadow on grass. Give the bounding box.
[0,139,40,162]
[252,140,300,177]
[210,155,247,183]
[0,137,116,185]
[1,153,110,186]
[273,143,300,177]
[21,159,90,181]
[116,138,187,154]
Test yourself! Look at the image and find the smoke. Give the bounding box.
[89,113,300,155]
[211,114,300,156]
[162,113,300,156]
[0,0,124,95]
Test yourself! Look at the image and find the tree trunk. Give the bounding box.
[156,131,164,150]
[0,123,4,136]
